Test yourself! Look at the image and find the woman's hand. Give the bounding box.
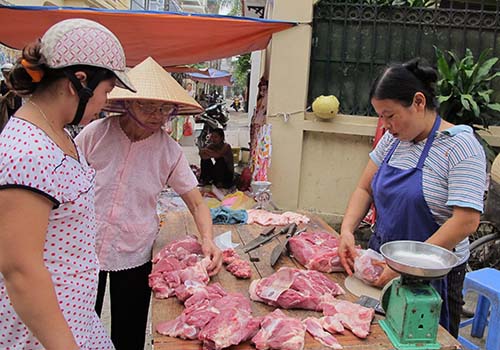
[201,239,222,276]
[338,231,358,275]
[372,263,399,288]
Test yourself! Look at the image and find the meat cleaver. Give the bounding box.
[270,226,304,267]
[241,224,292,253]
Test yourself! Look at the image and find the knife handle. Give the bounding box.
[286,223,298,235]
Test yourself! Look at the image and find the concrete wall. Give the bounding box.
[263,0,500,224]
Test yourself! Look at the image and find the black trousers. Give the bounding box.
[95,262,152,350]
[447,262,467,338]
[200,158,233,188]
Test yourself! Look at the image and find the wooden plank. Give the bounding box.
[151,211,461,350]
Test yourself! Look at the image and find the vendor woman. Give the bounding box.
[338,58,486,338]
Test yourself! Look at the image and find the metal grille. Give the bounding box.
[308,1,500,116]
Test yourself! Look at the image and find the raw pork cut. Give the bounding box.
[303,317,342,349]
[198,294,261,350]
[249,267,344,311]
[157,283,261,350]
[222,248,251,279]
[288,231,344,272]
[252,309,306,350]
[156,283,227,340]
[247,210,310,226]
[320,295,374,338]
[353,249,384,285]
[149,236,210,299]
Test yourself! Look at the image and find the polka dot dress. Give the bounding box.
[0,118,114,350]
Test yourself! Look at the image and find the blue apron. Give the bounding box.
[368,116,450,330]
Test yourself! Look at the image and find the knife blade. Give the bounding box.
[270,227,306,267]
[242,224,292,253]
[239,226,276,251]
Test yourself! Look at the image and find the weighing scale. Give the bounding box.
[251,181,279,210]
[379,241,459,350]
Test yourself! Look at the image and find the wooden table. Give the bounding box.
[152,210,461,350]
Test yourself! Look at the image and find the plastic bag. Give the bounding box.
[183,116,193,136]
[354,249,385,285]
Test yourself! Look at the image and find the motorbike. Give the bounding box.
[195,101,229,149]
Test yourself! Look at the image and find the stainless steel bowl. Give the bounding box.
[380,241,459,278]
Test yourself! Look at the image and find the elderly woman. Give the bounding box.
[75,57,222,350]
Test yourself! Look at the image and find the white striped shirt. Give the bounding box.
[369,125,487,263]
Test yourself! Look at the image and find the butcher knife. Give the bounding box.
[270,226,305,267]
[242,224,293,253]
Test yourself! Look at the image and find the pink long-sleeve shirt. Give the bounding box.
[75,116,198,271]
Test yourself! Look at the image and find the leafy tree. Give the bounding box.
[232,53,251,94]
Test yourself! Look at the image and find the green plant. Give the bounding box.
[435,47,500,162]
[232,53,250,94]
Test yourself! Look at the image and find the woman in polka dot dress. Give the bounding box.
[0,19,135,350]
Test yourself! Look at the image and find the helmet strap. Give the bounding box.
[64,69,108,125]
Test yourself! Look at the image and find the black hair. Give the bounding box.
[7,39,114,97]
[211,128,225,141]
[369,58,438,110]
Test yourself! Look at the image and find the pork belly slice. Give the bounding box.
[249,267,344,311]
[320,295,374,339]
[303,317,343,349]
[252,309,306,350]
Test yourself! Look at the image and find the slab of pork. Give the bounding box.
[249,267,344,311]
[149,236,210,299]
[288,231,344,272]
[320,295,374,339]
[252,309,306,350]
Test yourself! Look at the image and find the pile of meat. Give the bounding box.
[249,267,345,311]
[157,283,262,350]
[153,238,376,350]
[353,249,385,285]
[247,209,310,226]
[288,231,345,272]
[222,248,252,279]
[148,236,211,300]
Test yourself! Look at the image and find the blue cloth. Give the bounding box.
[369,116,450,331]
[210,206,247,225]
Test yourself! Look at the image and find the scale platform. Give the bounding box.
[379,241,459,350]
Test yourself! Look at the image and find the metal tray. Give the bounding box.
[380,241,459,278]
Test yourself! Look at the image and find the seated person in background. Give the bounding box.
[199,128,234,188]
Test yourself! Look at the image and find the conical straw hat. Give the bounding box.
[104,56,203,115]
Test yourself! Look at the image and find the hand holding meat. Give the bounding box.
[372,263,398,288]
[202,239,222,276]
[353,249,385,285]
[338,231,358,275]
